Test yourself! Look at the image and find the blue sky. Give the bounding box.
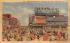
[3,2,68,26]
[3,2,67,8]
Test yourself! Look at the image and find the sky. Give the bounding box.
[3,2,68,26]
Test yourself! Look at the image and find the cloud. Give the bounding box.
[16,7,34,26]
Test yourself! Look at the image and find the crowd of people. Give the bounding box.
[43,28,68,41]
[2,26,68,41]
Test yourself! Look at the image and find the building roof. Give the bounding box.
[47,16,68,22]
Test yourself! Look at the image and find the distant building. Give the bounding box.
[2,14,21,30]
[29,7,68,28]
[3,14,12,26]
[34,7,59,16]
[47,16,68,28]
